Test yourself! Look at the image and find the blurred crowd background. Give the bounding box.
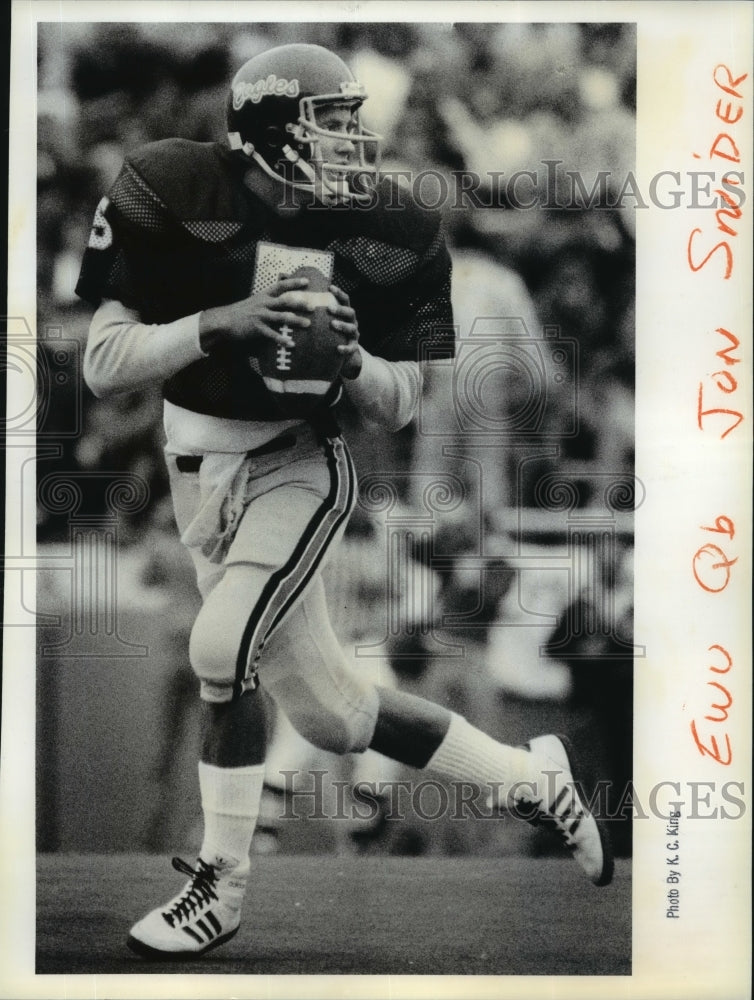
[36,21,636,859]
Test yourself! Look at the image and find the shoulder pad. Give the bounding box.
[369,174,443,255]
[125,139,244,222]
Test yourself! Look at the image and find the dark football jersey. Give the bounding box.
[76,139,454,422]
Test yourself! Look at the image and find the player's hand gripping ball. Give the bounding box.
[257,266,348,417]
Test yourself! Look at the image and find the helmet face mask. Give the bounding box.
[227,44,381,205]
[294,95,380,201]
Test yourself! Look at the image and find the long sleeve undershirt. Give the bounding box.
[83,298,422,433]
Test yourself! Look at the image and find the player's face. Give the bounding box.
[312,105,358,176]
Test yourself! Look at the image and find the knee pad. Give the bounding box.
[189,616,238,702]
[267,675,379,755]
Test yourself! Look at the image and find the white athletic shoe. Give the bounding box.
[127,855,249,959]
[514,734,614,887]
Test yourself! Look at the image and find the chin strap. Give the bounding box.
[228,130,370,206]
[281,144,361,205]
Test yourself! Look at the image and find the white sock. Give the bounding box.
[424,714,540,809]
[198,761,266,868]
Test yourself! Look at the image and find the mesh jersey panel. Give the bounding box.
[110,162,172,232]
[182,220,245,242]
[76,139,454,421]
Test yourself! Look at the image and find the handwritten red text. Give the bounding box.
[690,643,733,765]
[687,64,748,279]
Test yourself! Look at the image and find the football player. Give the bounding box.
[76,42,613,960]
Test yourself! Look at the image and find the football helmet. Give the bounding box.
[227,43,381,204]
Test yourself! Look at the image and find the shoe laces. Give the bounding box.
[162,857,220,927]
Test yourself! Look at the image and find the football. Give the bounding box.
[257,265,346,417]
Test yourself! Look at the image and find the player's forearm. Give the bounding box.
[198,303,238,354]
[199,308,226,354]
[84,299,206,397]
[343,352,422,431]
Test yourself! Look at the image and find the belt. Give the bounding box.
[175,433,298,473]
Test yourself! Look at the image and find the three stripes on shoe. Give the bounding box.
[163,857,225,945]
[172,910,224,946]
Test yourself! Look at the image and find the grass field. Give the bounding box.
[36,853,630,976]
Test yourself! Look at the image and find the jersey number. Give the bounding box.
[88,197,113,250]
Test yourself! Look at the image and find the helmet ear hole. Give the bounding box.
[264,125,284,149]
